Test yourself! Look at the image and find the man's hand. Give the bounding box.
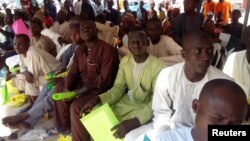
[6,72,16,81]
[62,87,88,102]
[79,96,100,117]
[22,71,34,83]
[75,87,88,95]
[111,118,141,139]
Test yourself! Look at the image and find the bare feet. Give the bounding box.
[8,130,19,140]
[2,113,29,127]
[5,121,31,130]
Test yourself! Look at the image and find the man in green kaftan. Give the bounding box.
[74,27,166,141]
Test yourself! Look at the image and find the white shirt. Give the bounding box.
[153,62,231,132]
[50,21,70,42]
[223,50,250,97]
[41,28,62,53]
[148,35,184,66]
[156,127,193,141]
[74,0,82,15]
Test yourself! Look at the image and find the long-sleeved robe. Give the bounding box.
[156,127,193,141]
[153,62,231,132]
[223,50,250,97]
[148,35,184,66]
[41,28,63,53]
[95,22,119,46]
[53,39,119,141]
[14,46,61,96]
[50,21,71,43]
[100,54,165,125]
[134,62,232,141]
[31,35,57,57]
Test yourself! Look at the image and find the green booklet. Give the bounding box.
[52,92,76,101]
[80,103,123,141]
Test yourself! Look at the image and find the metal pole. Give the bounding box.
[241,0,250,41]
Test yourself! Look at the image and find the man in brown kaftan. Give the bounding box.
[53,20,119,141]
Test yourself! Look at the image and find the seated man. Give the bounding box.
[118,19,184,66]
[50,9,71,44]
[1,16,84,129]
[202,19,225,69]
[95,21,119,46]
[224,9,243,39]
[6,34,61,108]
[157,79,248,141]
[78,27,166,141]
[223,25,250,97]
[53,20,119,138]
[146,19,183,66]
[29,18,57,57]
[136,31,232,141]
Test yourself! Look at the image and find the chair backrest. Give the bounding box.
[56,44,72,61]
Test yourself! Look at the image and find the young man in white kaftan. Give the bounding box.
[118,19,183,66]
[50,9,71,43]
[29,18,57,57]
[1,17,84,130]
[135,31,232,141]
[11,34,61,104]
[146,19,184,66]
[157,79,248,141]
[223,25,250,97]
[79,27,166,141]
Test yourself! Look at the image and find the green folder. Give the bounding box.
[0,78,9,105]
[52,92,76,101]
[80,103,123,141]
[9,67,20,74]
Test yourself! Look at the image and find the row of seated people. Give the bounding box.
[1,16,250,141]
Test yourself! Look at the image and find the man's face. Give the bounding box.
[29,22,42,36]
[13,37,29,54]
[80,21,98,41]
[231,11,240,23]
[172,8,180,18]
[128,31,148,57]
[203,21,215,34]
[56,11,66,23]
[184,0,195,13]
[146,22,161,44]
[164,2,169,10]
[123,1,129,9]
[6,9,11,15]
[193,88,247,141]
[183,37,214,75]
[70,28,82,44]
[4,16,11,25]
[139,1,144,8]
